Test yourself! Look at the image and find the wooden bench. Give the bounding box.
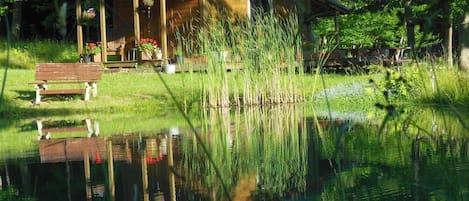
[29,63,103,103]
[36,118,100,140]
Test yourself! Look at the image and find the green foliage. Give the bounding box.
[313,0,445,49]
[0,187,36,201]
[339,10,405,48]
[375,69,415,101]
[0,39,78,69]
[0,0,16,16]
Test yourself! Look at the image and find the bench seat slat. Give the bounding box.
[36,72,102,80]
[36,63,102,70]
[42,127,88,133]
[40,89,86,95]
[29,80,98,85]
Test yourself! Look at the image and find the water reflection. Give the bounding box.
[1,117,175,201]
[0,106,468,201]
[36,118,99,140]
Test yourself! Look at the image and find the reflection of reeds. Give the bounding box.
[182,105,308,200]
[178,10,305,107]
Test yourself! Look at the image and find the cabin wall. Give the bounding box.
[167,0,201,56]
[273,0,298,16]
[111,0,305,59]
[140,2,160,41]
[223,0,249,16]
[108,0,138,60]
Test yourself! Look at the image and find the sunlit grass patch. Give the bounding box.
[0,39,78,69]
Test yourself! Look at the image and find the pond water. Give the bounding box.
[1,104,469,201]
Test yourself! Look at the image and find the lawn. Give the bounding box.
[0,68,377,118]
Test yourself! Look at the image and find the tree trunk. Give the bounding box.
[459,14,469,71]
[444,0,453,67]
[404,0,415,52]
[11,1,22,40]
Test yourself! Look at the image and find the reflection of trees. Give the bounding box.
[181,105,308,200]
[319,107,469,200]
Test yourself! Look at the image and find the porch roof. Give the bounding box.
[309,0,349,18]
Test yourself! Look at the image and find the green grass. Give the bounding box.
[1,39,78,69]
[0,69,203,117]
[1,38,468,118]
[0,68,378,118]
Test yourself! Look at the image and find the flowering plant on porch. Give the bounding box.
[84,42,101,55]
[138,38,158,52]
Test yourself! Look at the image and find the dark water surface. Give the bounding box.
[1,105,469,201]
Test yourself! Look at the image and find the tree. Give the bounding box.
[403,0,415,51]
[459,14,469,71]
[10,0,21,40]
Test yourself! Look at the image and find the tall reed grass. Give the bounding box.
[181,105,308,200]
[178,10,306,107]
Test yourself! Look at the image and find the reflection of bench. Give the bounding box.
[29,63,103,103]
[36,119,100,140]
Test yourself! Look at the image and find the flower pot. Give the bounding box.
[165,64,176,74]
[142,0,154,7]
[156,52,163,60]
[82,11,96,19]
[93,53,102,62]
[82,54,93,63]
[141,50,153,60]
[175,55,184,64]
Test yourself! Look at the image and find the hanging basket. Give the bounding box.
[82,12,96,19]
[142,0,154,7]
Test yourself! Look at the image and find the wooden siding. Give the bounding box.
[167,0,201,56]
[110,0,251,57]
[224,0,249,16]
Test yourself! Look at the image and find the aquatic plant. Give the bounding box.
[181,105,308,200]
[177,10,305,107]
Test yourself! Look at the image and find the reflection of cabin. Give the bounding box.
[75,0,348,68]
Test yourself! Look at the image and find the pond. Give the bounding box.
[0,104,468,201]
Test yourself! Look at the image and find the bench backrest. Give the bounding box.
[35,63,103,81]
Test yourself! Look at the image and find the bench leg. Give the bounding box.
[92,82,98,97]
[84,82,91,101]
[34,84,45,103]
[94,121,100,136]
[36,120,43,140]
[86,118,93,137]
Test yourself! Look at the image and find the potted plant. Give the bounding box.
[174,45,183,64]
[82,8,96,19]
[138,38,158,60]
[83,42,102,62]
[142,0,154,7]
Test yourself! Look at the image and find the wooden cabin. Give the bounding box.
[75,0,348,68]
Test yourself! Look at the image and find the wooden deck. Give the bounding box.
[102,59,165,69]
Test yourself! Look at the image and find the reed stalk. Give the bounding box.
[177,10,306,107]
[181,105,309,199]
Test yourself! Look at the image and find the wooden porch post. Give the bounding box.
[160,0,168,64]
[133,0,141,48]
[99,0,108,62]
[76,0,83,55]
[334,12,340,43]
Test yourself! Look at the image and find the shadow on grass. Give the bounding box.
[14,90,35,102]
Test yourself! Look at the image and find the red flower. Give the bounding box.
[138,38,158,51]
[84,42,101,54]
